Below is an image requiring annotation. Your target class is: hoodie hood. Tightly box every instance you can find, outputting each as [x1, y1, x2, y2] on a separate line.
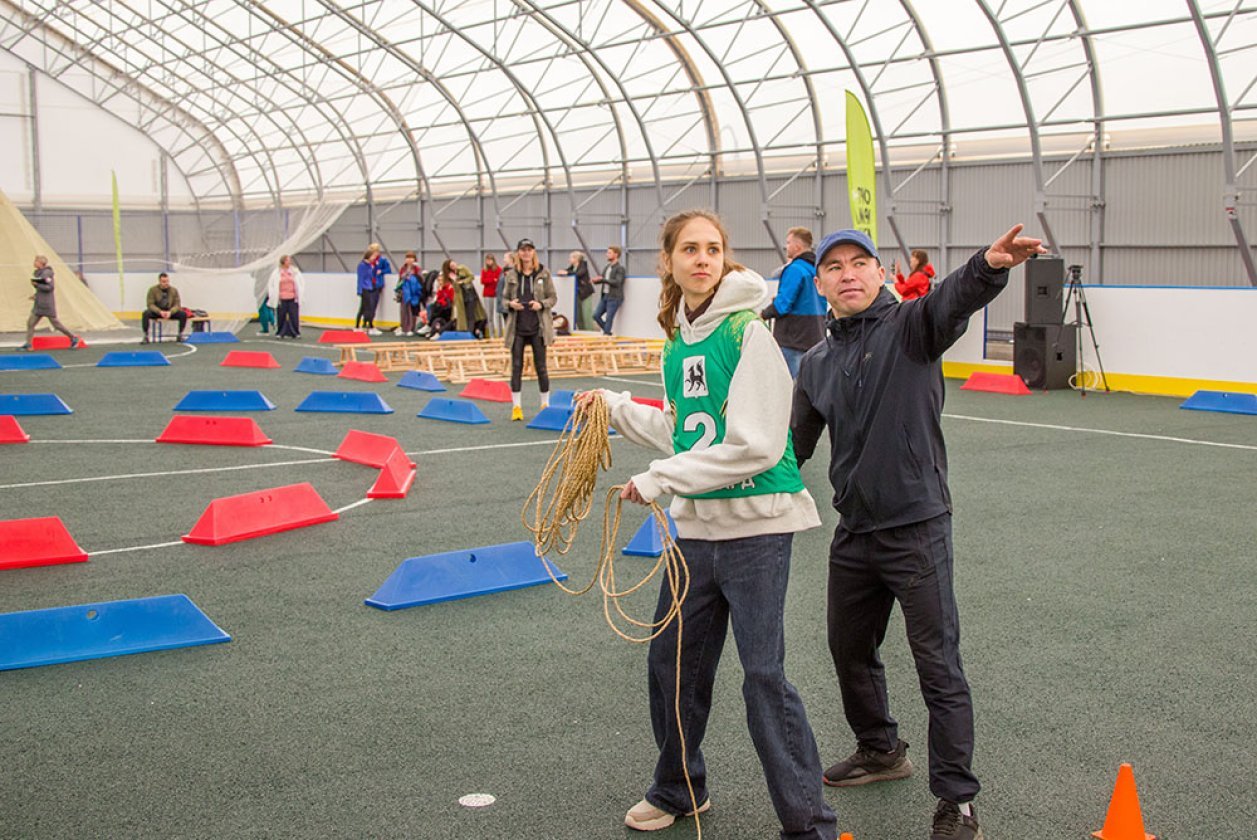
[677, 268, 769, 343]
[922, 263, 936, 279]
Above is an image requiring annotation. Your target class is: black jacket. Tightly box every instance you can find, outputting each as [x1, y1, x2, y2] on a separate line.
[791, 249, 1009, 533]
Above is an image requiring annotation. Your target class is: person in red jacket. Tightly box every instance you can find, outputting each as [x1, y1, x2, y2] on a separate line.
[893, 249, 935, 300]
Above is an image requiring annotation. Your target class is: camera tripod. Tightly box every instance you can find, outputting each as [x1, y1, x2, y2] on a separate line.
[1056, 265, 1109, 396]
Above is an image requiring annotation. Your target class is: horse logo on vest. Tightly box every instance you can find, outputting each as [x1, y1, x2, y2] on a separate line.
[682, 356, 708, 398]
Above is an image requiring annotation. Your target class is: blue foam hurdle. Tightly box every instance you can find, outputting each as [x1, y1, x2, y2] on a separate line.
[437, 330, 475, 341]
[295, 391, 394, 414]
[550, 389, 576, 409]
[0, 594, 231, 671]
[623, 511, 678, 557]
[174, 390, 276, 411]
[97, 351, 170, 367]
[397, 370, 446, 392]
[185, 331, 239, 344]
[365, 541, 567, 611]
[527, 405, 576, 431]
[418, 398, 490, 425]
[1179, 390, 1257, 416]
[0, 353, 61, 371]
[0, 393, 72, 415]
[294, 356, 338, 375]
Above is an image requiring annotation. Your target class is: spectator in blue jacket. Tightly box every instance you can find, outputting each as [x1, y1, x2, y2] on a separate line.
[372, 244, 393, 333]
[760, 226, 826, 378]
[355, 245, 382, 333]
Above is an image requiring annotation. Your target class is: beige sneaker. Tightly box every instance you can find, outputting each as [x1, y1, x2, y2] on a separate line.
[511, 406, 524, 421]
[624, 797, 710, 832]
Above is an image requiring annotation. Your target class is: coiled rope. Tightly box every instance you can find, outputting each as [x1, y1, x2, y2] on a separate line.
[521, 391, 703, 835]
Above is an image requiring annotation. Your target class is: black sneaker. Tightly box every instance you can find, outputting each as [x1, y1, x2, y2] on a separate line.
[823, 740, 912, 787]
[930, 800, 983, 840]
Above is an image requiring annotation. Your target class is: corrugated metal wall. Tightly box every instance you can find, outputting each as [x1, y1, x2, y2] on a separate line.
[25, 145, 1257, 325]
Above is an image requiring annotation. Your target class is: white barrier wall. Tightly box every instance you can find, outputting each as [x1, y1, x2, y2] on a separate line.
[87, 266, 1257, 393]
[85, 271, 255, 315]
[942, 285, 1257, 393]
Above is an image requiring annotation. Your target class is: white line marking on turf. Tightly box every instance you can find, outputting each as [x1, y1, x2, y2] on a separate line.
[409, 438, 616, 457]
[943, 413, 1257, 452]
[267, 443, 336, 455]
[602, 375, 662, 387]
[334, 498, 374, 514]
[90, 540, 185, 557]
[30, 439, 155, 444]
[0, 457, 335, 491]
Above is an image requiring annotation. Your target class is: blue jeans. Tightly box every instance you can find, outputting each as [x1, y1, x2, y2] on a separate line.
[646, 533, 837, 840]
[592, 296, 621, 335]
[827, 513, 979, 803]
[781, 346, 804, 379]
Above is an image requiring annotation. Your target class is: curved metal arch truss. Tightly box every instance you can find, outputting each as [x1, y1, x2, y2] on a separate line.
[1, 0, 1256, 283]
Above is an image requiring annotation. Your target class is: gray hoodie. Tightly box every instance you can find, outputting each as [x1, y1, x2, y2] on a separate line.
[605, 269, 821, 541]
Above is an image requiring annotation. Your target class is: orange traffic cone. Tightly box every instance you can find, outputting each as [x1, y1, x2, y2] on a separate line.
[1092, 763, 1155, 840]
[840, 834, 854, 840]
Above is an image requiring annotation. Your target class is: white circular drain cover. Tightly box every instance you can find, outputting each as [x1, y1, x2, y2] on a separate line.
[458, 793, 496, 808]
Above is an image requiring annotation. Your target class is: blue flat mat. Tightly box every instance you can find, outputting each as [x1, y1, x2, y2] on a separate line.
[623, 511, 678, 557]
[437, 331, 475, 341]
[185, 331, 240, 344]
[397, 370, 446, 391]
[174, 390, 276, 411]
[366, 541, 567, 611]
[0, 594, 231, 671]
[97, 351, 171, 367]
[0, 393, 73, 415]
[550, 389, 576, 409]
[294, 357, 338, 375]
[0, 354, 61, 371]
[418, 398, 490, 424]
[295, 391, 394, 414]
[1179, 390, 1257, 415]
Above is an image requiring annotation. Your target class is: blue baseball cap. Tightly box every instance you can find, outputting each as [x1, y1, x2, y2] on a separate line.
[816, 229, 880, 264]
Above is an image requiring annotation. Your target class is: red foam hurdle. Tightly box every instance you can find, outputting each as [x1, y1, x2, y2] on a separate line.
[30, 335, 85, 350]
[221, 350, 281, 369]
[0, 415, 30, 444]
[157, 415, 272, 447]
[319, 329, 370, 344]
[333, 430, 413, 468]
[459, 378, 512, 402]
[960, 371, 1032, 396]
[182, 482, 338, 546]
[631, 396, 665, 410]
[0, 516, 89, 571]
[368, 448, 417, 499]
[338, 361, 388, 383]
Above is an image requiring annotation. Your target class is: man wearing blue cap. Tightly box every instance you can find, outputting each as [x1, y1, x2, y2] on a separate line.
[791, 225, 1046, 840]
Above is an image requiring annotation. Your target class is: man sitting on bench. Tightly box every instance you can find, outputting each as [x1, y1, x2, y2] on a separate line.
[142, 273, 187, 343]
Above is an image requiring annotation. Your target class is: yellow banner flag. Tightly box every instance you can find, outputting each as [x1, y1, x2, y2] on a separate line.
[111, 170, 124, 305]
[844, 91, 877, 245]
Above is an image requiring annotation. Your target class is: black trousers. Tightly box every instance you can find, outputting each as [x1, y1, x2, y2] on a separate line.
[827, 512, 979, 802]
[510, 331, 549, 393]
[356, 289, 380, 328]
[276, 299, 300, 337]
[142, 309, 187, 336]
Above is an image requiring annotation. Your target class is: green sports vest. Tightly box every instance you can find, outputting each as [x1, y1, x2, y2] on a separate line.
[662, 309, 805, 499]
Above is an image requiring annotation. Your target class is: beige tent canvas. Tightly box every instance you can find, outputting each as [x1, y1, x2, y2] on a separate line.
[0, 188, 125, 333]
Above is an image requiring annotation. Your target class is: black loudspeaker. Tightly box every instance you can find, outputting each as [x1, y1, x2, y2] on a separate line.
[1014, 322, 1077, 390]
[1024, 256, 1065, 325]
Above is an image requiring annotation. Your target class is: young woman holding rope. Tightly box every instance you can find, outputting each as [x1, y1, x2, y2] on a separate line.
[582, 210, 838, 838]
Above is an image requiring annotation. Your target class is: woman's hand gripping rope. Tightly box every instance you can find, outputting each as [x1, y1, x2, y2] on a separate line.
[520, 390, 703, 836]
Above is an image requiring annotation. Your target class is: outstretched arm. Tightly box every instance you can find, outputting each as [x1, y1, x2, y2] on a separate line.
[984, 223, 1048, 270]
